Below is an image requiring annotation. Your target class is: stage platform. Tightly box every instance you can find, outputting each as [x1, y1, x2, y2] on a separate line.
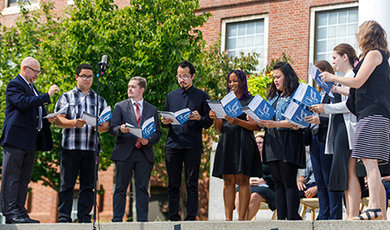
[0, 220, 390, 230]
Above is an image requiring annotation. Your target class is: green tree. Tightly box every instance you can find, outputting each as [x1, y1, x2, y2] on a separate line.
[0, 2, 260, 219]
[0, 0, 211, 191]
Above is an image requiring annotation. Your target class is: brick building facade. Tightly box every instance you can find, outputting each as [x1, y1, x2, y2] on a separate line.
[1, 0, 359, 223]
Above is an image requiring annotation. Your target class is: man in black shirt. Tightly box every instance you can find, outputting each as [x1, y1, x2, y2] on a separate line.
[161, 61, 212, 221]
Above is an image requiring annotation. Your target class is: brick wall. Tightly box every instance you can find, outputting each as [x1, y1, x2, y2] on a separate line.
[198, 0, 358, 80]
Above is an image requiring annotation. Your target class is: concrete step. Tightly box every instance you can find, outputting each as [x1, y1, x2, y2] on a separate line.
[0, 221, 389, 230]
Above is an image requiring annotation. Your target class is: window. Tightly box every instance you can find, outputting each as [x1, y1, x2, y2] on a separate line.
[6, 0, 36, 7]
[315, 8, 358, 62]
[308, 3, 358, 84]
[2, 0, 39, 15]
[7, 0, 18, 7]
[221, 15, 268, 71]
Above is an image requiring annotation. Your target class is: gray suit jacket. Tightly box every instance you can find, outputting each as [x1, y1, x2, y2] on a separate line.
[109, 99, 161, 162]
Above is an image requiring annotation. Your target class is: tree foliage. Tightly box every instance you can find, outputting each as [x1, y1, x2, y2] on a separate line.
[0, 0, 259, 193]
[247, 53, 293, 99]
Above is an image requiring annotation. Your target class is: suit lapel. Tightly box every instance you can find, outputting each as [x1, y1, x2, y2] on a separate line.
[126, 99, 139, 126]
[140, 101, 149, 125]
[17, 74, 35, 97]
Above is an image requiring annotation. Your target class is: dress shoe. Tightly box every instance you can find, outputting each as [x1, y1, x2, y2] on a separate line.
[21, 214, 40, 223]
[6, 216, 39, 224]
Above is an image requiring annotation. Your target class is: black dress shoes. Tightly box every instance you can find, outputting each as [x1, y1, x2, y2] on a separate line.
[6, 216, 40, 224]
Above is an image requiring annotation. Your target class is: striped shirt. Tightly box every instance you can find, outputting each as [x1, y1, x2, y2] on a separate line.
[55, 87, 108, 151]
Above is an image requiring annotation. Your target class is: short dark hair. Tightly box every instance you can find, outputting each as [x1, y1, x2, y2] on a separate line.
[76, 63, 93, 75]
[130, 76, 147, 89]
[178, 60, 195, 75]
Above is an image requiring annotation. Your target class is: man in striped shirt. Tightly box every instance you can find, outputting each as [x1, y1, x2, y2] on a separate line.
[54, 63, 109, 223]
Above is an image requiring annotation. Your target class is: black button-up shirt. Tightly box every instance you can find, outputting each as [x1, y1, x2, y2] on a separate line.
[163, 86, 213, 149]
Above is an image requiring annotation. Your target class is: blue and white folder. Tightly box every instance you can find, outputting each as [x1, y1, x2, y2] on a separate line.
[207, 91, 243, 119]
[81, 106, 112, 126]
[308, 63, 334, 98]
[125, 117, 156, 138]
[158, 108, 192, 125]
[292, 82, 321, 107]
[282, 101, 314, 128]
[98, 106, 112, 125]
[240, 94, 276, 122]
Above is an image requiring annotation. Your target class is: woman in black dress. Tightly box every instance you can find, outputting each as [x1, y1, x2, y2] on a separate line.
[211, 70, 262, 220]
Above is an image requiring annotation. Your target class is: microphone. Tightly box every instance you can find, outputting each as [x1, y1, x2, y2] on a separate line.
[98, 55, 109, 72]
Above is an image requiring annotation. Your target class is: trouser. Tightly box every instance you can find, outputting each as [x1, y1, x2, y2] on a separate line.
[112, 149, 153, 222]
[1, 145, 35, 220]
[268, 161, 302, 220]
[165, 147, 202, 221]
[310, 134, 343, 220]
[58, 149, 95, 223]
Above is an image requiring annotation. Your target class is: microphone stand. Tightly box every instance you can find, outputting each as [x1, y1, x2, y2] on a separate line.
[93, 60, 108, 230]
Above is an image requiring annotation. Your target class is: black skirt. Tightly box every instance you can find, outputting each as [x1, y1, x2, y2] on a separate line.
[262, 128, 306, 168]
[212, 123, 262, 179]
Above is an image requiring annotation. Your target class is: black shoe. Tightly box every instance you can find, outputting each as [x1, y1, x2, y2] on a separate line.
[21, 213, 41, 224]
[6, 216, 39, 224]
[58, 219, 72, 223]
[78, 219, 91, 223]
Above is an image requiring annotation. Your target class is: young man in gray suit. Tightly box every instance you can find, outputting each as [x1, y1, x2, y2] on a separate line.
[110, 77, 161, 222]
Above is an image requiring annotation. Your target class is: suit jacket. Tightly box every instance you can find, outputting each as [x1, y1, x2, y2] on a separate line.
[0, 74, 53, 151]
[109, 98, 161, 163]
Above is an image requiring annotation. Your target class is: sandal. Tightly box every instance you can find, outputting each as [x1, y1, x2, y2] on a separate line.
[352, 208, 383, 220]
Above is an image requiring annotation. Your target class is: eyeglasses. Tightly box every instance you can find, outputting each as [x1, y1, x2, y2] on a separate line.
[176, 74, 192, 80]
[79, 75, 94, 80]
[27, 66, 41, 75]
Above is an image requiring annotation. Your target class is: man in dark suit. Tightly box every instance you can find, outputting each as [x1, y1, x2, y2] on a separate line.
[110, 77, 161, 222]
[0, 57, 59, 224]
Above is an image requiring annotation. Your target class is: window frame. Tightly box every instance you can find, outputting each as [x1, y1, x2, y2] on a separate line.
[221, 14, 269, 72]
[2, 0, 39, 15]
[308, 2, 359, 84]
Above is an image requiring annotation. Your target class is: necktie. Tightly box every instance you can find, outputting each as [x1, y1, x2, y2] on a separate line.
[134, 102, 142, 149]
[29, 83, 43, 131]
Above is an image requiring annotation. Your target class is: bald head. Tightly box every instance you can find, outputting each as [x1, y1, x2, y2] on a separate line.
[20, 57, 41, 83]
[21, 57, 39, 70]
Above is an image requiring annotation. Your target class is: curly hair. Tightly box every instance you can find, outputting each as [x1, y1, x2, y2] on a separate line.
[226, 69, 250, 99]
[357, 20, 390, 58]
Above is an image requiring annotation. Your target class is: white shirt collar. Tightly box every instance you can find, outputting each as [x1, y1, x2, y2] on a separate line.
[19, 74, 31, 86]
[130, 98, 144, 107]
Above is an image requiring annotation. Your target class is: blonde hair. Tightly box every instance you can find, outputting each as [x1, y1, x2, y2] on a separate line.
[356, 21, 390, 58]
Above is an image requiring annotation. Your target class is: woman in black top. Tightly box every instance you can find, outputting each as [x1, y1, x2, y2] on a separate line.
[321, 21, 390, 220]
[210, 70, 262, 221]
[258, 62, 305, 220]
